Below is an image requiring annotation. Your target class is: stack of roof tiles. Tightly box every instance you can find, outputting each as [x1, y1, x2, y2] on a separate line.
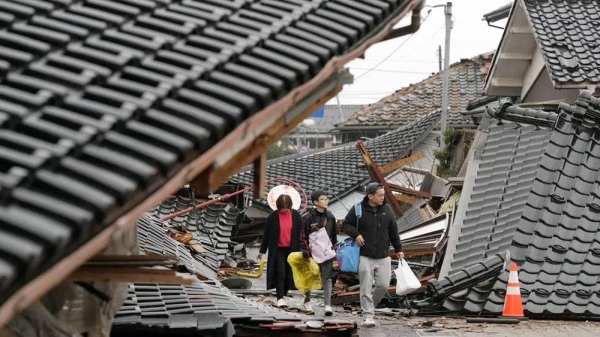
[340, 53, 493, 128]
[232, 110, 440, 210]
[431, 90, 600, 318]
[0, 0, 415, 308]
[155, 197, 240, 267]
[113, 282, 312, 336]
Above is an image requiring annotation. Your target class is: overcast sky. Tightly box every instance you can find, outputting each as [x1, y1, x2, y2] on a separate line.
[327, 0, 511, 106]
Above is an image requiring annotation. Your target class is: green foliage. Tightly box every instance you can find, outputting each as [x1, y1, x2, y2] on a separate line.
[267, 142, 294, 159]
[435, 128, 463, 178]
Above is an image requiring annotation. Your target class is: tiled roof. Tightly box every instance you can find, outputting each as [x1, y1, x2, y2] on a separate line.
[339, 53, 494, 128]
[431, 90, 600, 318]
[442, 120, 552, 275]
[0, 0, 419, 313]
[231, 110, 441, 211]
[523, 0, 600, 87]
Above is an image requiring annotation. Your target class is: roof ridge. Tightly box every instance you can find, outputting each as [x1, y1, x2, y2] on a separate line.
[485, 103, 558, 128]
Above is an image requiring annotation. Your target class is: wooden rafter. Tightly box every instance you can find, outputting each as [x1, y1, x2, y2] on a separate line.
[356, 141, 404, 216]
[388, 183, 432, 199]
[379, 152, 425, 174]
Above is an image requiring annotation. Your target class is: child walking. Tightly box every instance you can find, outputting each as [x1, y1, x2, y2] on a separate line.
[300, 190, 337, 316]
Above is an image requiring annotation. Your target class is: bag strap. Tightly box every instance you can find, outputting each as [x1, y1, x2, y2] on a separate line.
[354, 202, 361, 232]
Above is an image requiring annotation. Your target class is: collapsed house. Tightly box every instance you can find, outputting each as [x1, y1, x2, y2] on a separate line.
[422, 91, 600, 318]
[0, 0, 427, 334]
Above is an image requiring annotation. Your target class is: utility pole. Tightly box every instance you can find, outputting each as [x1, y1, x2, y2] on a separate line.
[335, 95, 344, 123]
[440, 2, 453, 150]
[438, 45, 442, 72]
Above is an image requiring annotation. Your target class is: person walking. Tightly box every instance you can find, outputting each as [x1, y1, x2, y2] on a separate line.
[300, 190, 337, 316]
[342, 183, 404, 327]
[257, 194, 303, 307]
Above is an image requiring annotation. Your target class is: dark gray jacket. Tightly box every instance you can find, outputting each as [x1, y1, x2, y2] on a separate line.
[341, 198, 402, 259]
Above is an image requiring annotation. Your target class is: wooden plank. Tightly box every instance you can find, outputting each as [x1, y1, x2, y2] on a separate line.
[253, 154, 267, 199]
[388, 183, 432, 198]
[379, 152, 425, 174]
[66, 267, 197, 284]
[394, 194, 418, 205]
[356, 141, 403, 216]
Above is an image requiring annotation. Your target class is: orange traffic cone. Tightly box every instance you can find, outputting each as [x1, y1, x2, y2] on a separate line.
[501, 262, 525, 318]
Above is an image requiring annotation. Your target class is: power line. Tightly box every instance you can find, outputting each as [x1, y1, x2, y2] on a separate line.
[352, 11, 435, 82]
[349, 67, 433, 75]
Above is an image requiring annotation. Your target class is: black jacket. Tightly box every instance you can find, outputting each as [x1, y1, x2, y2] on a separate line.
[341, 198, 402, 259]
[300, 208, 338, 258]
[259, 209, 303, 290]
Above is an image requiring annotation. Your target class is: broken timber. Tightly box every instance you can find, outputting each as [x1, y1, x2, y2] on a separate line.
[356, 141, 404, 216]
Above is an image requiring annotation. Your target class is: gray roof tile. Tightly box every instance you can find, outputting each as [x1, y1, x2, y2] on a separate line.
[524, 0, 600, 86]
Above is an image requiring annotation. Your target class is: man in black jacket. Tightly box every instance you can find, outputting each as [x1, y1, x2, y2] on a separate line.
[342, 183, 404, 327]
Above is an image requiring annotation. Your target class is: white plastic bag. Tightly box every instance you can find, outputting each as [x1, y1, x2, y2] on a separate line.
[395, 259, 421, 295]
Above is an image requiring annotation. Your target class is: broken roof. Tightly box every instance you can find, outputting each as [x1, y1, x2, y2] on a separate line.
[231, 110, 440, 211]
[0, 0, 425, 325]
[431, 90, 600, 318]
[339, 52, 494, 129]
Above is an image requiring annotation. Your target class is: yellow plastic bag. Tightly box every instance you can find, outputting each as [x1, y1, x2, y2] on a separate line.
[287, 252, 322, 294]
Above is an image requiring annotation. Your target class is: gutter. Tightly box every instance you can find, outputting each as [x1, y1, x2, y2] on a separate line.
[382, 0, 425, 42]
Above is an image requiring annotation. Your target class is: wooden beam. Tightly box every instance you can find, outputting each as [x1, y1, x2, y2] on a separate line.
[195, 85, 342, 194]
[253, 154, 267, 199]
[492, 77, 523, 88]
[387, 183, 432, 198]
[379, 152, 425, 174]
[400, 167, 428, 175]
[500, 52, 533, 61]
[394, 194, 418, 205]
[66, 267, 197, 284]
[356, 141, 403, 216]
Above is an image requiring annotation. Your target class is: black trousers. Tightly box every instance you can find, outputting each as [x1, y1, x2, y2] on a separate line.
[275, 247, 292, 300]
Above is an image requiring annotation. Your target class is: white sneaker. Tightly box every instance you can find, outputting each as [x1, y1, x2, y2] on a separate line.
[361, 317, 376, 327]
[324, 305, 333, 316]
[302, 302, 313, 312]
[277, 299, 287, 307]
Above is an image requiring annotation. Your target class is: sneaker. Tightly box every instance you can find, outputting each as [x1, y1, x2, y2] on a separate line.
[277, 299, 287, 307]
[302, 302, 313, 313]
[361, 317, 376, 327]
[324, 305, 333, 316]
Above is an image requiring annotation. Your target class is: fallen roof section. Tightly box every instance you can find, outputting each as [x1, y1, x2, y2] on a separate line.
[428, 90, 600, 318]
[0, 0, 425, 326]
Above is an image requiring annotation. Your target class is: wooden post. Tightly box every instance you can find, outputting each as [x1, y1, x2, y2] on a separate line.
[356, 141, 404, 216]
[253, 154, 267, 199]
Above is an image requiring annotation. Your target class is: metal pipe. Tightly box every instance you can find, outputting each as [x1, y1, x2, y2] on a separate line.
[160, 177, 309, 221]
